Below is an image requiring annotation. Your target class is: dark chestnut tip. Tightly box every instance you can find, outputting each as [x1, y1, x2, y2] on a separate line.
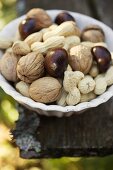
[19, 18, 39, 40]
[45, 48, 68, 78]
[91, 46, 111, 73]
[55, 12, 75, 25]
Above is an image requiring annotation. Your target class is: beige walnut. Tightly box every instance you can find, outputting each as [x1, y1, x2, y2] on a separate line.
[69, 44, 93, 74]
[0, 51, 19, 82]
[29, 77, 62, 103]
[27, 8, 52, 29]
[17, 52, 45, 83]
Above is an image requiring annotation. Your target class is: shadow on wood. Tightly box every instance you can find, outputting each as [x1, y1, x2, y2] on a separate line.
[12, 98, 113, 158]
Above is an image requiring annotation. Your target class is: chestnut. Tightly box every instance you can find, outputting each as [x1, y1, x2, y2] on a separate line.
[19, 18, 39, 40]
[55, 12, 75, 25]
[91, 46, 111, 73]
[19, 8, 52, 40]
[45, 48, 68, 78]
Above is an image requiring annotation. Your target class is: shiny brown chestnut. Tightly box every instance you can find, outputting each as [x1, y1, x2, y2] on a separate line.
[91, 46, 111, 73]
[19, 18, 40, 40]
[55, 12, 75, 25]
[45, 48, 68, 78]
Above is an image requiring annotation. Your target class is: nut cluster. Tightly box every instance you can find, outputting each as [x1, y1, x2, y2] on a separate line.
[0, 8, 113, 106]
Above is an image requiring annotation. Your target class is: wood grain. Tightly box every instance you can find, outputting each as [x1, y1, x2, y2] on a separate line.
[94, 0, 113, 28]
[17, 0, 91, 16]
[13, 98, 113, 158]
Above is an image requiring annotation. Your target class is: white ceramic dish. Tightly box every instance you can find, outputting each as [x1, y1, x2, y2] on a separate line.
[0, 10, 113, 117]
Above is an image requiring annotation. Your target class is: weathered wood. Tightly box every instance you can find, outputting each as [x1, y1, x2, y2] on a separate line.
[94, 0, 113, 28]
[13, 98, 113, 159]
[14, 0, 113, 158]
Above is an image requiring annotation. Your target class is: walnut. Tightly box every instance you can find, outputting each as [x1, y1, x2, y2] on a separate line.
[69, 44, 93, 74]
[17, 52, 45, 83]
[26, 8, 52, 30]
[29, 77, 62, 103]
[0, 51, 19, 82]
[81, 25, 105, 43]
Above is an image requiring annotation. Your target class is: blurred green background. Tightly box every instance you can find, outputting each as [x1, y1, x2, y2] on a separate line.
[1, 0, 113, 169]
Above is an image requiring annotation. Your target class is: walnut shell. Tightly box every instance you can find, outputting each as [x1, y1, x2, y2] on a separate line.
[27, 8, 52, 30]
[29, 77, 62, 103]
[69, 44, 93, 74]
[17, 52, 45, 83]
[81, 25, 105, 43]
[0, 51, 19, 82]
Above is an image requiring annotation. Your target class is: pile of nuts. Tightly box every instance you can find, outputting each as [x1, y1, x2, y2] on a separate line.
[0, 8, 113, 106]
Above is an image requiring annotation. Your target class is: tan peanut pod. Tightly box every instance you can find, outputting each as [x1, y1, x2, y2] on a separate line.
[16, 81, 30, 97]
[94, 42, 107, 48]
[66, 64, 72, 71]
[105, 66, 113, 86]
[111, 52, 113, 65]
[6, 47, 13, 53]
[95, 74, 105, 81]
[80, 92, 96, 102]
[0, 51, 19, 82]
[57, 89, 67, 106]
[81, 41, 94, 47]
[66, 87, 81, 106]
[40, 27, 50, 35]
[24, 32, 43, 46]
[49, 24, 58, 30]
[63, 35, 80, 51]
[89, 64, 99, 78]
[31, 36, 65, 54]
[43, 21, 81, 41]
[0, 36, 13, 49]
[94, 77, 107, 95]
[78, 75, 95, 94]
[63, 71, 84, 92]
[41, 24, 58, 35]
[12, 40, 31, 55]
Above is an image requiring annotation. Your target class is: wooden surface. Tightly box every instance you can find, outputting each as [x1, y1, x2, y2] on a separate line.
[14, 0, 113, 158]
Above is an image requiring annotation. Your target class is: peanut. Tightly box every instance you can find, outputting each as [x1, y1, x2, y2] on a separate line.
[31, 36, 65, 54]
[43, 21, 81, 41]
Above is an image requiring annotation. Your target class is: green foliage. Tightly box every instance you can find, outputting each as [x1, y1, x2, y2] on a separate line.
[0, 88, 18, 127]
[0, 0, 17, 30]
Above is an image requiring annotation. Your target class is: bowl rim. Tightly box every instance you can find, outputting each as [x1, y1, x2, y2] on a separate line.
[0, 9, 113, 113]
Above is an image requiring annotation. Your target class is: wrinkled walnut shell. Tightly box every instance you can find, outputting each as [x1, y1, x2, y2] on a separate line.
[29, 77, 62, 103]
[27, 8, 52, 29]
[17, 52, 45, 83]
[69, 45, 93, 74]
[0, 51, 19, 82]
[81, 25, 105, 43]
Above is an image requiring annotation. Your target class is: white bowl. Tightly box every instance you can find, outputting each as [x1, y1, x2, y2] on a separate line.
[0, 10, 113, 117]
